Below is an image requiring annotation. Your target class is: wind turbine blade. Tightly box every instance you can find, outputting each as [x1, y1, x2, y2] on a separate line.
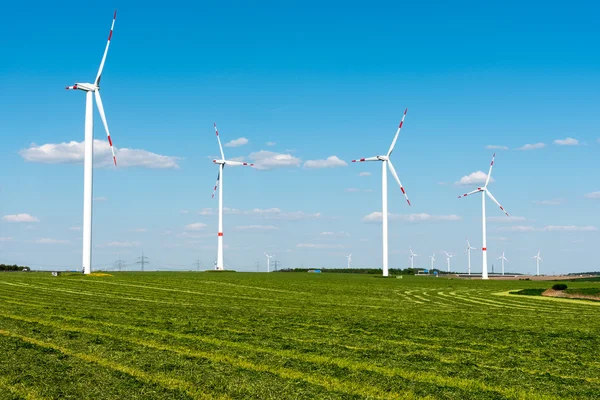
[505, 258, 510, 263]
[214, 123, 225, 160]
[225, 160, 254, 167]
[351, 156, 379, 162]
[458, 188, 483, 198]
[211, 170, 220, 199]
[387, 160, 411, 206]
[387, 108, 408, 156]
[486, 190, 509, 216]
[94, 91, 117, 166]
[484, 153, 495, 187]
[95, 10, 117, 86]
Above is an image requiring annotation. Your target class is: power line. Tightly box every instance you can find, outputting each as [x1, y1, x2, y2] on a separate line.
[136, 252, 149, 272]
[194, 257, 201, 272]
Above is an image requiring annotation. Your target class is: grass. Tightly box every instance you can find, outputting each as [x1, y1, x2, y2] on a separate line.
[1, 273, 600, 399]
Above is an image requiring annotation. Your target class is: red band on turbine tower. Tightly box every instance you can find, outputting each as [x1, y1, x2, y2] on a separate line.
[218, 232, 223, 237]
[482, 247, 487, 251]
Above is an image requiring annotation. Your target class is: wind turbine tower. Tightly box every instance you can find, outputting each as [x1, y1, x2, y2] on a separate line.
[429, 253, 435, 271]
[352, 109, 412, 277]
[444, 252, 455, 273]
[66, 11, 119, 275]
[265, 253, 274, 272]
[211, 123, 254, 270]
[409, 247, 419, 270]
[346, 254, 352, 269]
[458, 153, 511, 279]
[464, 238, 477, 275]
[497, 252, 509, 276]
[533, 250, 543, 276]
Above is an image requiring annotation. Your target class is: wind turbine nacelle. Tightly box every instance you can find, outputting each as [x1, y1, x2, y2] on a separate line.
[377, 155, 389, 161]
[213, 159, 226, 165]
[67, 83, 97, 92]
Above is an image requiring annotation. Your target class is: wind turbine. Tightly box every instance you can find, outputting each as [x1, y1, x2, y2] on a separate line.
[497, 252, 509, 275]
[352, 109, 411, 277]
[211, 123, 254, 270]
[429, 253, 435, 271]
[464, 238, 477, 275]
[444, 252, 455, 273]
[532, 250, 542, 276]
[265, 253, 274, 272]
[458, 153, 510, 280]
[409, 247, 419, 270]
[66, 11, 118, 275]
[346, 254, 352, 269]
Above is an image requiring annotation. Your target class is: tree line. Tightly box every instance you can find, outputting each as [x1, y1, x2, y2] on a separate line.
[0, 264, 30, 271]
[277, 268, 449, 275]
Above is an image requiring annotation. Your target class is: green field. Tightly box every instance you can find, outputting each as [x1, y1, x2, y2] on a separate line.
[1, 272, 599, 399]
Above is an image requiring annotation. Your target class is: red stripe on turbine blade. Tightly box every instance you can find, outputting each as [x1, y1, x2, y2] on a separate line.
[107, 136, 113, 146]
[250, 163, 254, 166]
[114, 10, 117, 18]
[360, 158, 365, 161]
[243, 163, 248, 165]
[113, 156, 117, 166]
[407, 199, 411, 206]
[399, 121, 403, 128]
[401, 187, 406, 194]
[108, 31, 112, 41]
[500, 206, 504, 210]
[218, 232, 223, 236]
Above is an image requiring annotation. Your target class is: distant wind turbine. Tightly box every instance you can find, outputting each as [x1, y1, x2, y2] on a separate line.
[65, 11, 118, 275]
[352, 109, 411, 277]
[497, 252, 509, 276]
[464, 238, 477, 275]
[458, 153, 511, 279]
[346, 254, 352, 268]
[211, 123, 254, 270]
[429, 253, 435, 271]
[444, 252, 455, 273]
[265, 253, 274, 272]
[532, 250, 542, 276]
[409, 247, 419, 269]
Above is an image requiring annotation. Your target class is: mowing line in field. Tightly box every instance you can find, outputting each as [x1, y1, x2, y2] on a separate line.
[493, 291, 600, 307]
[0, 312, 560, 399]
[0, 328, 228, 400]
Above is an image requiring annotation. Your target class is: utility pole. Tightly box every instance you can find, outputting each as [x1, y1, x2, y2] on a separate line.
[194, 257, 201, 272]
[255, 260, 260, 273]
[113, 255, 127, 272]
[136, 252, 149, 272]
[272, 259, 280, 272]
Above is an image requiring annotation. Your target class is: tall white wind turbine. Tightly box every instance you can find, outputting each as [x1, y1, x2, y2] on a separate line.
[497, 252, 509, 276]
[532, 250, 542, 276]
[409, 247, 419, 269]
[429, 253, 435, 271]
[346, 254, 352, 269]
[352, 109, 411, 277]
[464, 237, 477, 275]
[211, 123, 254, 270]
[66, 11, 118, 275]
[458, 153, 510, 280]
[444, 252, 455, 273]
[265, 253, 274, 272]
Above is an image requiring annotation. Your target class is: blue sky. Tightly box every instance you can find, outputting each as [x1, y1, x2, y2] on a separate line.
[1, 1, 598, 274]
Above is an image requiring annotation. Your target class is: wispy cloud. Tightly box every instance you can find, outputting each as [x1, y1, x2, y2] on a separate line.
[585, 192, 600, 199]
[266, 142, 276, 146]
[362, 212, 461, 223]
[0, 237, 13, 242]
[129, 228, 148, 233]
[488, 216, 526, 223]
[297, 243, 344, 249]
[516, 142, 546, 151]
[234, 225, 279, 231]
[246, 208, 321, 221]
[553, 137, 579, 146]
[224, 137, 249, 147]
[359, 172, 372, 177]
[319, 231, 350, 237]
[304, 156, 348, 169]
[184, 223, 208, 231]
[2, 214, 39, 223]
[542, 225, 597, 232]
[198, 208, 213, 216]
[455, 171, 493, 186]
[103, 241, 141, 248]
[35, 238, 70, 244]
[248, 151, 301, 170]
[94, 197, 108, 202]
[20, 140, 180, 169]
[485, 145, 508, 150]
[69, 226, 82, 231]
[497, 225, 536, 232]
[534, 199, 563, 205]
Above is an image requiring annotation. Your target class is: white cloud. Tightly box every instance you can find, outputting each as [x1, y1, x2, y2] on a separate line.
[304, 156, 348, 169]
[488, 216, 526, 223]
[319, 231, 349, 237]
[180, 210, 190, 215]
[497, 226, 536, 232]
[104, 241, 141, 248]
[534, 199, 563, 205]
[224, 137, 249, 147]
[266, 142, 276, 146]
[542, 225, 597, 232]
[2, 214, 40, 223]
[20, 140, 180, 169]
[224, 208, 242, 215]
[0, 237, 13, 242]
[35, 238, 70, 244]
[248, 151, 301, 170]
[235, 225, 279, 231]
[198, 208, 213, 216]
[485, 145, 509, 150]
[69, 226, 82, 231]
[359, 172, 372, 177]
[585, 192, 600, 199]
[94, 197, 108, 202]
[455, 171, 493, 186]
[246, 208, 321, 220]
[297, 243, 344, 249]
[516, 142, 546, 151]
[129, 228, 148, 233]
[362, 212, 461, 223]
[553, 137, 579, 146]
[184, 223, 208, 231]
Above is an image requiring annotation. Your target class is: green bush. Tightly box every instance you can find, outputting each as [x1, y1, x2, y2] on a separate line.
[552, 283, 568, 291]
